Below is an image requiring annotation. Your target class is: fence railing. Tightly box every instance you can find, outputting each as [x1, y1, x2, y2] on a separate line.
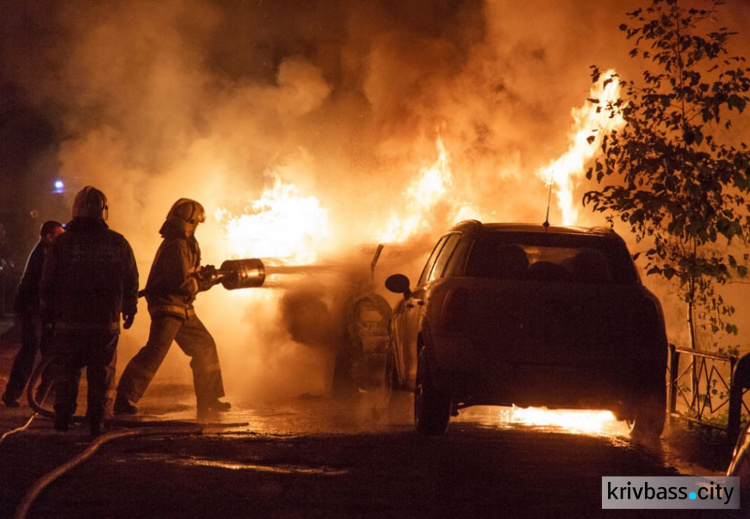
[668, 344, 749, 441]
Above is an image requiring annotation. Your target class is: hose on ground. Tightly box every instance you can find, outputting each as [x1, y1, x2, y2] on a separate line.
[0, 414, 38, 447]
[0, 359, 51, 448]
[9, 356, 249, 519]
[11, 425, 204, 519]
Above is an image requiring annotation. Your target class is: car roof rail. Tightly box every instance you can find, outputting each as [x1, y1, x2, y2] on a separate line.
[589, 225, 618, 235]
[451, 219, 482, 231]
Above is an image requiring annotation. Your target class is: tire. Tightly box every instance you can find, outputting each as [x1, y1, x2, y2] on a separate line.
[627, 385, 666, 440]
[414, 348, 451, 435]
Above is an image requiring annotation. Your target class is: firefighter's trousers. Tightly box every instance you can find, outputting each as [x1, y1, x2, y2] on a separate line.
[52, 331, 118, 429]
[116, 312, 225, 405]
[4, 311, 55, 402]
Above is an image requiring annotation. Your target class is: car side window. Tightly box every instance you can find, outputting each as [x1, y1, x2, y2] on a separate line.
[427, 233, 461, 282]
[443, 234, 473, 277]
[417, 235, 449, 286]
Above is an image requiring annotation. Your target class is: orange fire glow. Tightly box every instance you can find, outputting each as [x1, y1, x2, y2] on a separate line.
[210, 80, 633, 436]
[536, 69, 623, 225]
[510, 406, 620, 435]
[216, 173, 331, 264]
[461, 406, 623, 435]
[378, 136, 454, 243]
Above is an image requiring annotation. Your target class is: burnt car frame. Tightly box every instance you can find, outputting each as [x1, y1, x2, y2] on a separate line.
[384, 221, 668, 437]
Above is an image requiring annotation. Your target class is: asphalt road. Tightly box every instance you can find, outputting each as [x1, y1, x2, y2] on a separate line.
[0, 320, 743, 519]
[0, 388, 742, 519]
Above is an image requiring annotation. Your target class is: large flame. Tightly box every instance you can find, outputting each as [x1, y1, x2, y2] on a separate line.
[379, 136, 454, 243]
[216, 173, 331, 264]
[537, 69, 623, 225]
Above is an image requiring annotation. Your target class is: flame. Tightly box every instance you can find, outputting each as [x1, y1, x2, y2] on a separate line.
[379, 136, 453, 243]
[216, 173, 331, 264]
[460, 406, 623, 435]
[509, 406, 620, 435]
[537, 69, 623, 225]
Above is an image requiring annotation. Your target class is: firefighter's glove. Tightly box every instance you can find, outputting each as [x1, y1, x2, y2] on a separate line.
[123, 309, 136, 330]
[197, 265, 219, 292]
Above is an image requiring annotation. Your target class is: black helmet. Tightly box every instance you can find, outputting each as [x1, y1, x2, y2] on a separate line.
[72, 186, 108, 220]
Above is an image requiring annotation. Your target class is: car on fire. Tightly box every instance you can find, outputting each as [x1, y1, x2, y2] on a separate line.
[384, 220, 668, 437]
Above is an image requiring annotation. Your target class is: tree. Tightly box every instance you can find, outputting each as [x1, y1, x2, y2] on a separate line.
[584, 0, 750, 352]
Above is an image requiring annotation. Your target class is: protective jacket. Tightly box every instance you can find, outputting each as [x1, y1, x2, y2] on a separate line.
[14, 240, 50, 314]
[144, 229, 203, 319]
[40, 217, 139, 333]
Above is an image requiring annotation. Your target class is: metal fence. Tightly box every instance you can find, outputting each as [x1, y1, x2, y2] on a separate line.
[668, 344, 750, 441]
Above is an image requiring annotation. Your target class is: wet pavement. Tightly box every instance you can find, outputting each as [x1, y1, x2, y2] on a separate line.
[0, 317, 743, 519]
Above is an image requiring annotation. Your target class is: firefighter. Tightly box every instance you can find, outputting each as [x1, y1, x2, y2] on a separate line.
[114, 198, 230, 421]
[41, 186, 139, 436]
[1, 220, 64, 408]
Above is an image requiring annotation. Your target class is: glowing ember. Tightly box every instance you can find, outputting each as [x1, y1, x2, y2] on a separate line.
[379, 136, 453, 243]
[216, 173, 331, 264]
[537, 69, 623, 225]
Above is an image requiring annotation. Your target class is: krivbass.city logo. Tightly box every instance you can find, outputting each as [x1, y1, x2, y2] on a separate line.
[602, 476, 740, 509]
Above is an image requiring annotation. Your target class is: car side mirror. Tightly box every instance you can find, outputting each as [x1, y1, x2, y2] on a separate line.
[385, 274, 411, 299]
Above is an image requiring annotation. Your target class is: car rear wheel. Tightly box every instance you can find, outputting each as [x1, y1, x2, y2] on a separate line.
[626, 386, 666, 440]
[414, 348, 451, 435]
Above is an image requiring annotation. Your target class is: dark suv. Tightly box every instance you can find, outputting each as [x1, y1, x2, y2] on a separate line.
[384, 221, 668, 437]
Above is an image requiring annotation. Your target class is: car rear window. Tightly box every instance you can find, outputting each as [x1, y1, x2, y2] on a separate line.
[464, 231, 638, 285]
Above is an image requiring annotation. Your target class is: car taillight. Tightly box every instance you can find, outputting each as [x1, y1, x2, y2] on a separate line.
[440, 288, 470, 334]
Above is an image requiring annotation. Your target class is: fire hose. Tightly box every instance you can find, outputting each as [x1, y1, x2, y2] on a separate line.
[4, 354, 250, 519]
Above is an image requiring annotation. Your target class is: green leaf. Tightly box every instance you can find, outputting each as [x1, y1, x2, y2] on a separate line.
[589, 0, 750, 345]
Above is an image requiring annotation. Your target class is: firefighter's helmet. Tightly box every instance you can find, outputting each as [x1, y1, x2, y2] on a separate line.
[72, 186, 108, 220]
[165, 198, 206, 236]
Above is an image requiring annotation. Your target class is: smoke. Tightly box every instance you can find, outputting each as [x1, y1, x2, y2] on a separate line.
[2, 0, 750, 404]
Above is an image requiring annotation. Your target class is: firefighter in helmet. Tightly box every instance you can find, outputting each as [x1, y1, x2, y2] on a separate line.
[115, 198, 230, 421]
[2, 220, 64, 408]
[41, 186, 139, 436]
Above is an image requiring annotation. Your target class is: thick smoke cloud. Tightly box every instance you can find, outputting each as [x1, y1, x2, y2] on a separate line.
[2, 0, 749, 402]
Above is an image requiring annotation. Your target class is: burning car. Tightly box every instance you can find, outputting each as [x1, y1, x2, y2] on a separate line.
[274, 246, 395, 397]
[384, 220, 668, 437]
